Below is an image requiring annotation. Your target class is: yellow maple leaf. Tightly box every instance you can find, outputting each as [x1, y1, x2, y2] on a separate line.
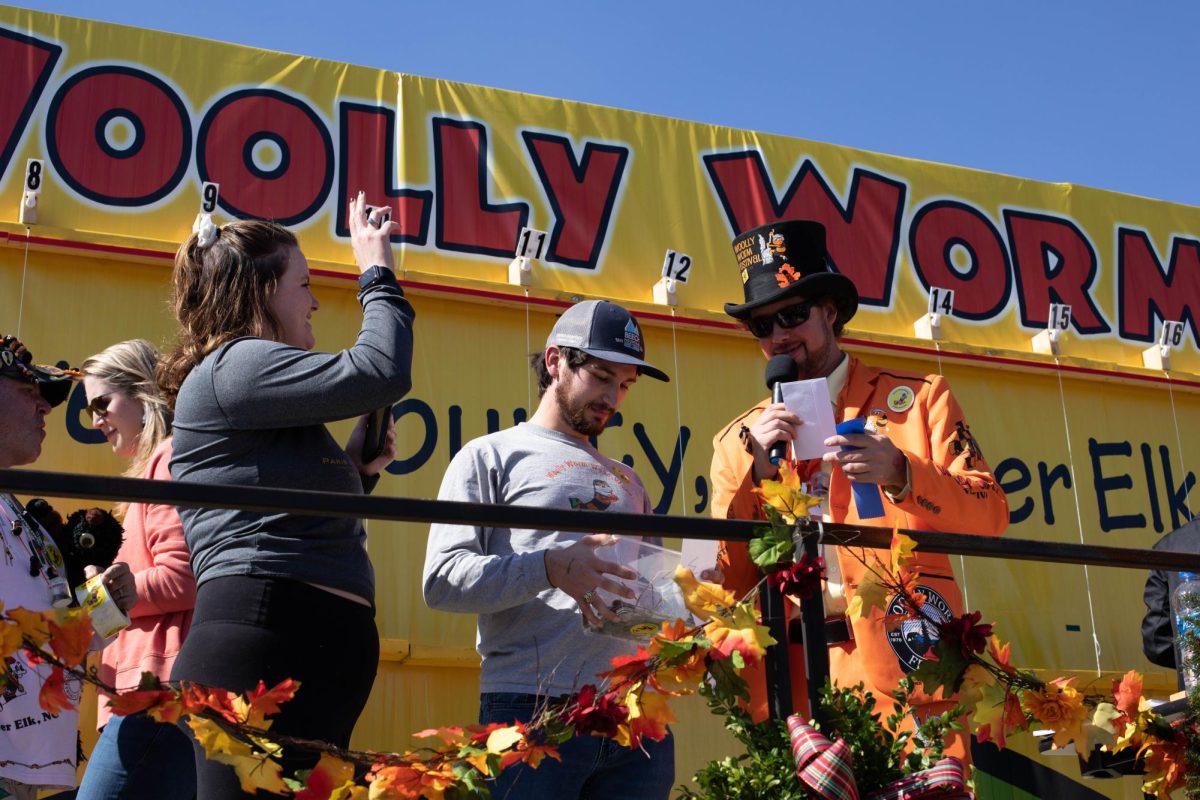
[7, 608, 51, 648]
[674, 566, 736, 622]
[187, 716, 287, 795]
[485, 725, 523, 755]
[756, 471, 819, 524]
[0, 619, 21, 660]
[889, 528, 918, 576]
[846, 570, 889, 623]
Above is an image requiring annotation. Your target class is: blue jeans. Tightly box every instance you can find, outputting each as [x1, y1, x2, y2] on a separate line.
[479, 692, 675, 800]
[76, 711, 196, 800]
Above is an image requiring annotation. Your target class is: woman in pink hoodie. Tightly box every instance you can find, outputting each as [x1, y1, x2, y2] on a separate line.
[76, 339, 196, 800]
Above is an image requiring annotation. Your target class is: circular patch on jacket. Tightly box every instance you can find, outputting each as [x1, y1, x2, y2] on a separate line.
[886, 386, 915, 413]
[885, 586, 953, 672]
[629, 622, 659, 636]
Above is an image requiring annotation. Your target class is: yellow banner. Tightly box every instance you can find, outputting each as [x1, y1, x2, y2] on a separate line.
[0, 8, 1194, 795]
[0, 5, 1197, 373]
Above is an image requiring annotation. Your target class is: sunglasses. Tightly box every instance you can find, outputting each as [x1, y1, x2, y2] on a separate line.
[744, 301, 813, 338]
[84, 393, 112, 418]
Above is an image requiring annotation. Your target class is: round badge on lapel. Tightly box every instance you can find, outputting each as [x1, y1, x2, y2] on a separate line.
[886, 386, 915, 413]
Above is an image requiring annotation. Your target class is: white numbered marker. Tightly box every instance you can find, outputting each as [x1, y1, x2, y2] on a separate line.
[928, 287, 954, 316]
[515, 227, 548, 260]
[1161, 320, 1185, 349]
[200, 182, 220, 214]
[24, 159, 44, 194]
[661, 249, 692, 284]
[1048, 303, 1072, 332]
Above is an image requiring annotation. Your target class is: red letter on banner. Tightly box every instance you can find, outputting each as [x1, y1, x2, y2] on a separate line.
[197, 89, 332, 224]
[433, 118, 529, 258]
[0, 27, 61, 185]
[521, 132, 630, 271]
[908, 201, 1010, 319]
[336, 103, 431, 243]
[702, 153, 906, 305]
[46, 66, 190, 206]
[1117, 228, 1200, 345]
[1004, 210, 1110, 333]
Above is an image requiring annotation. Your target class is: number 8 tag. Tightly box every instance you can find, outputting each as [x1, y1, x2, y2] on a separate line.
[25, 159, 44, 194]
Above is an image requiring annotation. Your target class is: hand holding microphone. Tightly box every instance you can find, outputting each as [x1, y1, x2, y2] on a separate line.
[748, 355, 800, 483]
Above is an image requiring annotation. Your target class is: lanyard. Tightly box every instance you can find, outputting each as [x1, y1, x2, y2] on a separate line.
[0, 494, 72, 608]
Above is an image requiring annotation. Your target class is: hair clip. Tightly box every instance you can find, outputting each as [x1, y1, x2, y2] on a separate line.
[192, 212, 220, 249]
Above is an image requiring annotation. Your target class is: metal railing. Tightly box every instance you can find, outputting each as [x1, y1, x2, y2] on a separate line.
[3, 467, 1194, 724]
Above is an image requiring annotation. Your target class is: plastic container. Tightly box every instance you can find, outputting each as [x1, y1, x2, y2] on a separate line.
[1171, 571, 1200, 692]
[584, 538, 690, 642]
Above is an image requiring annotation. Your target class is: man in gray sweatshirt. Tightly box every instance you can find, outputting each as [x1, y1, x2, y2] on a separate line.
[422, 300, 674, 799]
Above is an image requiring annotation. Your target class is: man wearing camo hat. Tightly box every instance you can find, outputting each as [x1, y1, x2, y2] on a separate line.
[0, 335, 135, 798]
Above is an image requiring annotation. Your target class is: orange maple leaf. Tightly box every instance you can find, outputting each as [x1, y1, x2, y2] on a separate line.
[107, 688, 176, 718]
[295, 753, 355, 800]
[179, 682, 241, 724]
[39, 666, 73, 715]
[48, 611, 93, 669]
[236, 678, 299, 728]
[598, 646, 654, 685]
[1113, 669, 1143, 719]
[987, 636, 1016, 676]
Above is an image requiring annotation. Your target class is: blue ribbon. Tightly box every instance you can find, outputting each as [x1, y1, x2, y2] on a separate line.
[835, 418, 885, 519]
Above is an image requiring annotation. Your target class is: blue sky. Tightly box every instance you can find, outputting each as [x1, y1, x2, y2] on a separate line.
[17, 1, 1200, 208]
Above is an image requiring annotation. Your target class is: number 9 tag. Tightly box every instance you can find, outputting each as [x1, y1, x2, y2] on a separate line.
[200, 182, 220, 214]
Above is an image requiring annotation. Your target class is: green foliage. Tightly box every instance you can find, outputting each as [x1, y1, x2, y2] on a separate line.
[677, 676, 964, 799]
[748, 514, 793, 569]
[910, 638, 968, 696]
[675, 670, 808, 800]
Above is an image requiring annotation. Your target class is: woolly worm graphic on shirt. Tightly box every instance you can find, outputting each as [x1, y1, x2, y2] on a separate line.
[569, 479, 619, 511]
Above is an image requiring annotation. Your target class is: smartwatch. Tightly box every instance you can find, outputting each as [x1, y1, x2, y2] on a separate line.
[358, 265, 398, 293]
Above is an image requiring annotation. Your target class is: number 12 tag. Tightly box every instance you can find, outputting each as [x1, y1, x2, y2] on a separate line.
[661, 250, 692, 283]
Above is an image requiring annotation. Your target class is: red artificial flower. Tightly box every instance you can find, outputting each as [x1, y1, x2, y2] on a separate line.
[562, 684, 628, 738]
[766, 555, 825, 601]
[938, 611, 993, 659]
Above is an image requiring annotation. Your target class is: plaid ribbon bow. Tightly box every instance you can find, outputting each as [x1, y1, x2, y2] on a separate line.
[787, 715, 974, 800]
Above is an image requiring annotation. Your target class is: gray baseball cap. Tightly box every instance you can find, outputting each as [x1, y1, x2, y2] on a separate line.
[546, 300, 669, 382]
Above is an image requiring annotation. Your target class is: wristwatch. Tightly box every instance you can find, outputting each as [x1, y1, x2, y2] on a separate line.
[358, 265, 398, 293]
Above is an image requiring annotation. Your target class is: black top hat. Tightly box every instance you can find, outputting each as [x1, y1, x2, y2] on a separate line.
[723, 220, 858, 327]
[0, 335, 76, 407]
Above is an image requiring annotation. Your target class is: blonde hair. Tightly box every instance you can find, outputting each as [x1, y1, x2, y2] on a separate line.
[157, 219, 297, 407]
[81, 339, 173, 481]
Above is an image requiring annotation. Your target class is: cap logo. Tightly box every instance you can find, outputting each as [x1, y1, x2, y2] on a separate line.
[622, 319, 643, 353]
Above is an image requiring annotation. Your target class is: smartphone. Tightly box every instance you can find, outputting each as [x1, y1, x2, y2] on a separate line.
[361, 404, 393, 462]
[365, 205, 391, 228]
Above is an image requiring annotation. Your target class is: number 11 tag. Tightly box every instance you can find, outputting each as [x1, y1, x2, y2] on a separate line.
[515, 227, 548, 260]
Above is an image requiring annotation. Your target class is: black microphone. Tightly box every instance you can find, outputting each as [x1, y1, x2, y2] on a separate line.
[765, 355, 798, 466]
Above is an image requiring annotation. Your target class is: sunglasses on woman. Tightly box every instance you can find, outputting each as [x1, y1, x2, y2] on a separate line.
[744, 301, 813, 338]
[84, 393, 112, 418]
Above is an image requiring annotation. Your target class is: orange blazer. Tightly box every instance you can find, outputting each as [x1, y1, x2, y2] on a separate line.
[711, 355, 1008, 721]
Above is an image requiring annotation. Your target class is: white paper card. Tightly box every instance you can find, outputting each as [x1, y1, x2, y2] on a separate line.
[780, 378, 838, 461]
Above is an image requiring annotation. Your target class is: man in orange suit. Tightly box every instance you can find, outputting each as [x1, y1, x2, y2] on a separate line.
[710, 220, 1009, 760]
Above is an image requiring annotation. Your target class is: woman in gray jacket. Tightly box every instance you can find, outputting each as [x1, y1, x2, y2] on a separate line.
[158, 193, 414, 799]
